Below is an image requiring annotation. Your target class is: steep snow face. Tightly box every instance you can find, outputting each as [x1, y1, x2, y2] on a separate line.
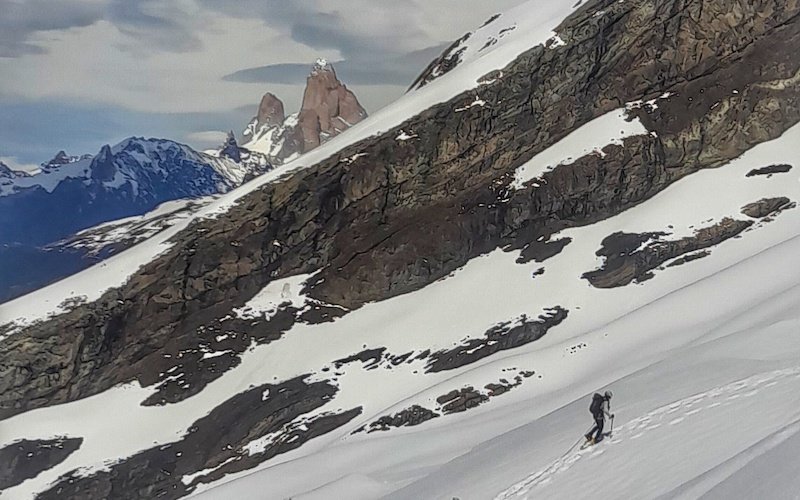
[410, 0, 580, 90]
[242, 112, 300, 160]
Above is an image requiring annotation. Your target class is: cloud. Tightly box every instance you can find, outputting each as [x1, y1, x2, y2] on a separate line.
[106, 0, 206, 53]
[224, 45, 447, 86]
[0, 99, 253, 164]
[199, 1, 437, 59]
[0, 0, 529, 162]
[0, 0, 106, 57]
[0, 0, 208, 58]
[0, 156, 40, 174]
[184, 130, 229, 149]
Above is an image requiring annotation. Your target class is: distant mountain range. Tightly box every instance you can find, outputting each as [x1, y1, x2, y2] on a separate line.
[0, 136, 269, 302]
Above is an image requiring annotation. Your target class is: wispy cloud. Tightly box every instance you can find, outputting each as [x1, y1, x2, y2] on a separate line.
[0, 155, 40, 173]
[0, 0, 106, 57]
[224, 45, 447, 86]
[184, 130, 229, 149]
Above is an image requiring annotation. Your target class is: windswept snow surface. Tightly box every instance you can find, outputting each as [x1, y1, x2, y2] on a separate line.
[191, 125, 800, 499]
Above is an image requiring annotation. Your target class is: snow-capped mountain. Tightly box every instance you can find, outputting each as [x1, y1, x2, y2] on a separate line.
[1, 0, 799, 499]
[0, 136, 270, 303]
[40, 150, 93, 174]
[242, 59, 367, 164]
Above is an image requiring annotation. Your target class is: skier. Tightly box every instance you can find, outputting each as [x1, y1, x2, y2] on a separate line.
[585, 390, 614, 445]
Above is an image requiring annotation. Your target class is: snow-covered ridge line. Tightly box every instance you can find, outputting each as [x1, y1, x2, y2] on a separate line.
[411, 0, 582, 90]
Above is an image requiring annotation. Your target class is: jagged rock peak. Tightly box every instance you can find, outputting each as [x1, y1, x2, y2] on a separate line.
[41, 150, 86, 171]
[256, 93, 285, 129]
[219, 131, 242, 163]
[312, 57, 331, 74]
[241, 59, 367, 164]
[90, 145, 116, 182]
[49, 151, 71, 165]
[299, 60, 367, 150]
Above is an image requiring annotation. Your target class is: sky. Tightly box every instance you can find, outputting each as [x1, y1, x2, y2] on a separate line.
[0, 0, 526, 170]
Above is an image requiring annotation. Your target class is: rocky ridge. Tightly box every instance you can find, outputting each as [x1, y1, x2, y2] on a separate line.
[241, 59, 367, 164]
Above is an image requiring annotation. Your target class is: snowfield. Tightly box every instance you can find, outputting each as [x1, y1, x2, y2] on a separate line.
[2, 111, 800, 498]
[188, 124, 800, 500]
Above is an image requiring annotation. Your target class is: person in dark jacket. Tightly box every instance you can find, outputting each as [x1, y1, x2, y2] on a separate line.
[585, 390, 614, 444]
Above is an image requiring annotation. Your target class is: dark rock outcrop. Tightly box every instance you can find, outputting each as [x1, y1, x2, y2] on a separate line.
[437, 387, 490, 414]
[583, 218, 755, 288]
[357, 370, 536, 434]
[517, 236, 572, 264]
[741, 197, 795, 218]
[746, 164, 793, 177]
[0, 438, 82, 490]
[37, 377, 360, 500]
[666, 250, 711, 268]
[334, 348, 387, 370]
[427, 308, 568, 373]
[409, 34, 471, 91]
[361, 405, 440, 433]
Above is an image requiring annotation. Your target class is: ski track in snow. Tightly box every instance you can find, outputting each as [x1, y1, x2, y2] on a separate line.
[494, 366, 800, 499]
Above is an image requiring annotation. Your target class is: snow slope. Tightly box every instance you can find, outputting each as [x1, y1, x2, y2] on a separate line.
[2, 113, 799, 499]
[184, 122, 800, 500]
[410, 0, 581, 89]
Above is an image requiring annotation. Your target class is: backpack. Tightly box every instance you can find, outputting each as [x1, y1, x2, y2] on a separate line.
[589, 393, 604, 415]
